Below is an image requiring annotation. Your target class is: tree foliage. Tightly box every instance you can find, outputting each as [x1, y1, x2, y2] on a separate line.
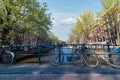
[0, 0, 52, 45]
[69, 10, 94, 43]
[48, 32, 62, 44]
[68, 0, 120, 44]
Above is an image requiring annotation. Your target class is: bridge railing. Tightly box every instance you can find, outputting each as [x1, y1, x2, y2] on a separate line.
[0, 43, 120, 64]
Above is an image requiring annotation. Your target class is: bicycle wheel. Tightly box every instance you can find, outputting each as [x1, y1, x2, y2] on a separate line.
[49, 53, 63, 66]
[50, 49, 64, 65]
[105, 52, 120, 68]
[1, 51, 14, 64]
[73, 51, 85, 66]
[84, 51, 99, 68]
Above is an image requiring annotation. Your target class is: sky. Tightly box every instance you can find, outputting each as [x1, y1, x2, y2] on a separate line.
[38, 0, 102, 41]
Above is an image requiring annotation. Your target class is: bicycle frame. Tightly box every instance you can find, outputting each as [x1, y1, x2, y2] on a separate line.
[95, 44, 120, 68]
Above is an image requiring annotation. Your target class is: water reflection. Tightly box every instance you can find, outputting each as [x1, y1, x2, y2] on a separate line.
[61, 47, 73, 63]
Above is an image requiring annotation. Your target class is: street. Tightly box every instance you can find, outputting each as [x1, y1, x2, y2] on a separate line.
[0, 47, 120, 80]
[0, 63, 120, 80]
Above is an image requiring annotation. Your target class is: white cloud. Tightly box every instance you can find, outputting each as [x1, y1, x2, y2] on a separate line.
[60, 17, 76, 26]
[61, 17, 75, 23]
[52, 12, 77, 27]
[50, 12, 78, 41]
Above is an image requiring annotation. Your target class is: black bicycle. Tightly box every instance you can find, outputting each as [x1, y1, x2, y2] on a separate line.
[49, 46, 84, 66]
[0, 46, 14, 64]
[49, 44, 99, 68]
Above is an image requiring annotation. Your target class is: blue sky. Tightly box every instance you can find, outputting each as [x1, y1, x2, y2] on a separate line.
[38, 0, 102, 41]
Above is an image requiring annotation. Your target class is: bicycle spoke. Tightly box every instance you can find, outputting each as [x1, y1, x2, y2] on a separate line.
[49, 52, 63, 66]
[74, 52, 85, 66]
[85, 52, 99, 68]
[1, 51, 14, 64]
[105, 52, 120, 68]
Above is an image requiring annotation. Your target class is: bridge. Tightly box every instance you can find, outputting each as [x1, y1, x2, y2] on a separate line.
[0, 43, 119, 67]
[0, 43, 120, 80]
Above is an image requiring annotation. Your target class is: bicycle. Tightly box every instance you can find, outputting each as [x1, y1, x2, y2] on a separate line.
[49, 44, 99, 68]
[49, 44, 85, 66]
[0, 45, 15, 64]
[98, 44, 120, 68]
[87, 43, 120, 68]
[79, 44, 99, 68]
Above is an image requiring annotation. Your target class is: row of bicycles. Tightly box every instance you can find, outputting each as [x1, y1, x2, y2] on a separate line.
[49, 44, 120, 68]
[0, 43, 120, 69]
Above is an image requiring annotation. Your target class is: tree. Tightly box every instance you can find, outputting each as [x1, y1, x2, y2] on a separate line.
[67, 33, 76, 44]
[0, 0, 52, 45]
[47, 32, 62, 44]
[68, 10, 95, 43]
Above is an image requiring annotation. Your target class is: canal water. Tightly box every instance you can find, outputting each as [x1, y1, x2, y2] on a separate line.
[61, 47, 73, 63]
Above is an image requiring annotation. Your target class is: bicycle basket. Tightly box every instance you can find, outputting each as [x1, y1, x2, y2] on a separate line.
[113, 47, 120, 53]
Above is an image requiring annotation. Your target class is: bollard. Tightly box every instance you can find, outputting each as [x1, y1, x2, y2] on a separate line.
[38, 45, 41, 64]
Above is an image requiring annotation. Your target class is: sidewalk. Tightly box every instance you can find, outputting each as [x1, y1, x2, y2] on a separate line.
[0, 74, 120, 80]
[0, 63, 120, 80]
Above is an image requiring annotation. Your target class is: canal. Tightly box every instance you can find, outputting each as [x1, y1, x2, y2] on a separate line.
[61, 46, 73, 63]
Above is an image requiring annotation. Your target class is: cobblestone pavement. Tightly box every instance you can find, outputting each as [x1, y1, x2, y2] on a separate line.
[0, 63, 120, 80]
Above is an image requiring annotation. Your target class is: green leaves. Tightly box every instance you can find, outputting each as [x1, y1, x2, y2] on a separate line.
[68, 0, 120, 44]
[69, 10, 94, 43]
[48, 32, 62, 44]
[0, 0, 52, 45]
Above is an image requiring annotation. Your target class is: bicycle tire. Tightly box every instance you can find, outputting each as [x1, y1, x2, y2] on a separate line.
[1, 51, 14, 64]
[105, 52, 120, 68]
[73, 51, 86, 66]
[49, 53, 63, 66]
[84, 52, 99, 68]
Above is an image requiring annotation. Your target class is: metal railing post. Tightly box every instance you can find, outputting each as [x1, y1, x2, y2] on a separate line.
[106, 42, 112, 62]
[58, 47, 61, 63]
[58, 45, 62, 63]
[106, 42, 110, 52]
[38, 44, 41, 64]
